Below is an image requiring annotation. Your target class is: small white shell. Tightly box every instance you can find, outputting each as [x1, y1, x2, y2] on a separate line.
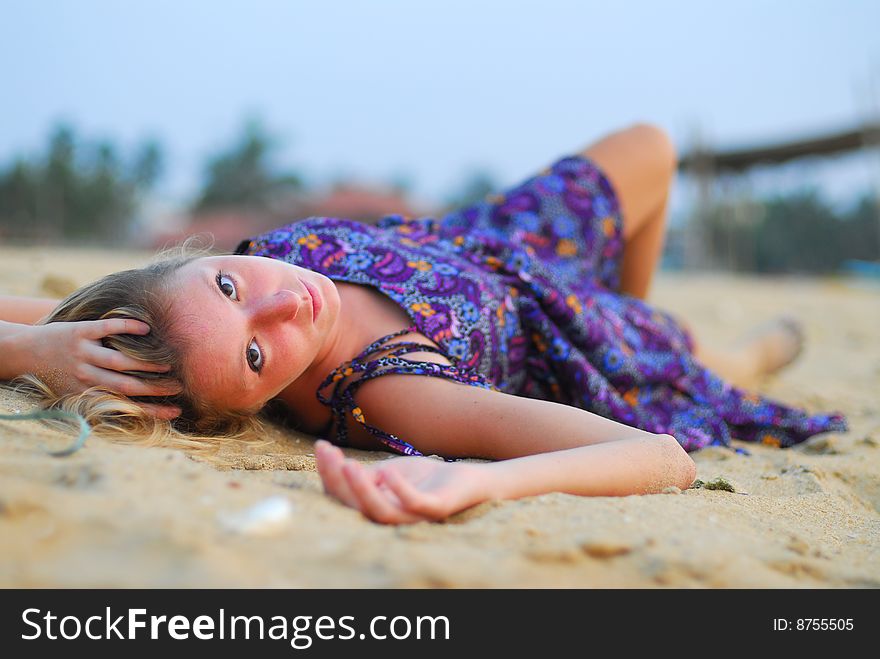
[218, 496, 294, 536]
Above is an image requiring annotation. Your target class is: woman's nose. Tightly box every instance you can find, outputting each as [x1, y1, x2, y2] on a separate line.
[251, 289, 304, 324]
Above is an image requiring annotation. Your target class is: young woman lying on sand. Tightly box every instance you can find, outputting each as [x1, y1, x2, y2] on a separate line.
[0, 123, 848, 525]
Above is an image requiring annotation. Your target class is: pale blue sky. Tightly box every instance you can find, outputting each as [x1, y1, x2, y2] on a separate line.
[2, 0, 879, 217]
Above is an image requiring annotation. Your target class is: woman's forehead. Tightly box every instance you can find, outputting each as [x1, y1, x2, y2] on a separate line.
[175, 255, 239, 284]
[189, 253, 289, 271]
[167, 272, 247, 406]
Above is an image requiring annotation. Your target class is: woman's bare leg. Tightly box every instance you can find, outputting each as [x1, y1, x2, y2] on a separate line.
[578, 123, 677, 301]
[692, 341, 762, 387]
[617, 187, 670, 300]
[683, 317, 805, 387]
[571, 124, 804, 386]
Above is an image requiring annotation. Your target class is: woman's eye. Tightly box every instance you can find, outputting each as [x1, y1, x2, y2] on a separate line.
[246, 339, 263, 373]
[216, 273, 238, 300]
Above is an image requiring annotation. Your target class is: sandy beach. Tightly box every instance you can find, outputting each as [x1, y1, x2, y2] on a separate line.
[1, 246, 878, 588]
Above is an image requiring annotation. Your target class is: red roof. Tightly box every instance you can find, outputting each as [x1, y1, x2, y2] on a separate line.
[303, 184, 420, 222]
[147, 185, 435, 251]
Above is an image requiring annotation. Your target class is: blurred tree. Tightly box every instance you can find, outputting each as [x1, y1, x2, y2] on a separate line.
[0, 123, 163, 243]
[443, 169, 497, 212]
[132, 139, 163, 188]
[43, 125, 77, 237]
[71, 141, 132, 241]
[700, 188, 878, 274]
[0, 160, 38, 233]
[755, 190, 841, 273]
[192, 118, 303, 212]
[838, 192, 880, 262]
[388, 171, 415, 197]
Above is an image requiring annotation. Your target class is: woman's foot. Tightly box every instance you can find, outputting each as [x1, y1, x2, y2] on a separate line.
[733, 315, 805, 376]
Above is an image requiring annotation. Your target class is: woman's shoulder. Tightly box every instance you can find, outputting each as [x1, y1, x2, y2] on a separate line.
[335, 363, 575, 460]
[329, 343, 453, 452]
[331, 353, 486, 454]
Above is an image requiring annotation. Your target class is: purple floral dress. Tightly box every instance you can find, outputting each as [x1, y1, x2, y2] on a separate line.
[235, 155, 849, 457]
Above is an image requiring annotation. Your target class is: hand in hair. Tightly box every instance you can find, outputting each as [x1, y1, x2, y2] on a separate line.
[2, 318, 182, 419]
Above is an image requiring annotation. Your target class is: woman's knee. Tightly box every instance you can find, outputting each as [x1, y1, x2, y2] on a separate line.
[582, 122, 677, 235]
[583, 121, 678, 190]
[625, 122, 678, 177]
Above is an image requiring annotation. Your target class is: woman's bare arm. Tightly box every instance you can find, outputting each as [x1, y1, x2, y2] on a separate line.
[481, 434, 695, 499]
[316, 374, 697, 523]
[346, 372, 663, 459]
[0, 295, 60, 324]
[316, 434, 696, 524]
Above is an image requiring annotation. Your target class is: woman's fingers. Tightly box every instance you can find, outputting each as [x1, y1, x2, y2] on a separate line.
[88, 318, 152, 338]
[314, 441, 360, 509]
[83, 318, 171, 373]
[342, 460, 425, 524]
[86, 343, 172, 374]
[378, 469, 446, 519]
[84, 319, 173, 372]
[77, 364, 182, 397]
[315, 441, 429, 524]
[132, 401, 182, 420]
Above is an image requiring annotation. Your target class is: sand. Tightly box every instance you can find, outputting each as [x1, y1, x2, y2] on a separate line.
[1, 246, 878, 588]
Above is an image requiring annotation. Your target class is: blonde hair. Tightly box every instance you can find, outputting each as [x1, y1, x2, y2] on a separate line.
[13, 242, 268, 455]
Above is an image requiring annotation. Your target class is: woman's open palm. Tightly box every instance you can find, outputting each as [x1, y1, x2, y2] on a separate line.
[315, 439, 488, 524]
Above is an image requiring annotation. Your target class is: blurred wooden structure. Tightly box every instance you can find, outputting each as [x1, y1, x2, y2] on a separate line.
[676, 121, 880, 269]
[679, 122, 880, 173]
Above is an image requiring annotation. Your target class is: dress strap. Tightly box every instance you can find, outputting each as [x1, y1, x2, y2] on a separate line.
[316, 323, 498, 457]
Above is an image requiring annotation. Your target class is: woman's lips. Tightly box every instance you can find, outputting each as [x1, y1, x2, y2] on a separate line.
[303, 280, 322, 321]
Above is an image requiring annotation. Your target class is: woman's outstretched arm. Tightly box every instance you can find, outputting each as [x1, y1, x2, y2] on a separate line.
[315, 372, 697, 524]
[481, 434, 695, 498]
[316, 435, 695, 524]
[340, 370, 671, 459]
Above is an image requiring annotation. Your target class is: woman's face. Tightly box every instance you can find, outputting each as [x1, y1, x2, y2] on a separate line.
[166, 255, 340, 414]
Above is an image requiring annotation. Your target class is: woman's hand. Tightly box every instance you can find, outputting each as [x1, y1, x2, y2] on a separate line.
[5, 319, 182, 419]
[315, 439, 491, 524]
